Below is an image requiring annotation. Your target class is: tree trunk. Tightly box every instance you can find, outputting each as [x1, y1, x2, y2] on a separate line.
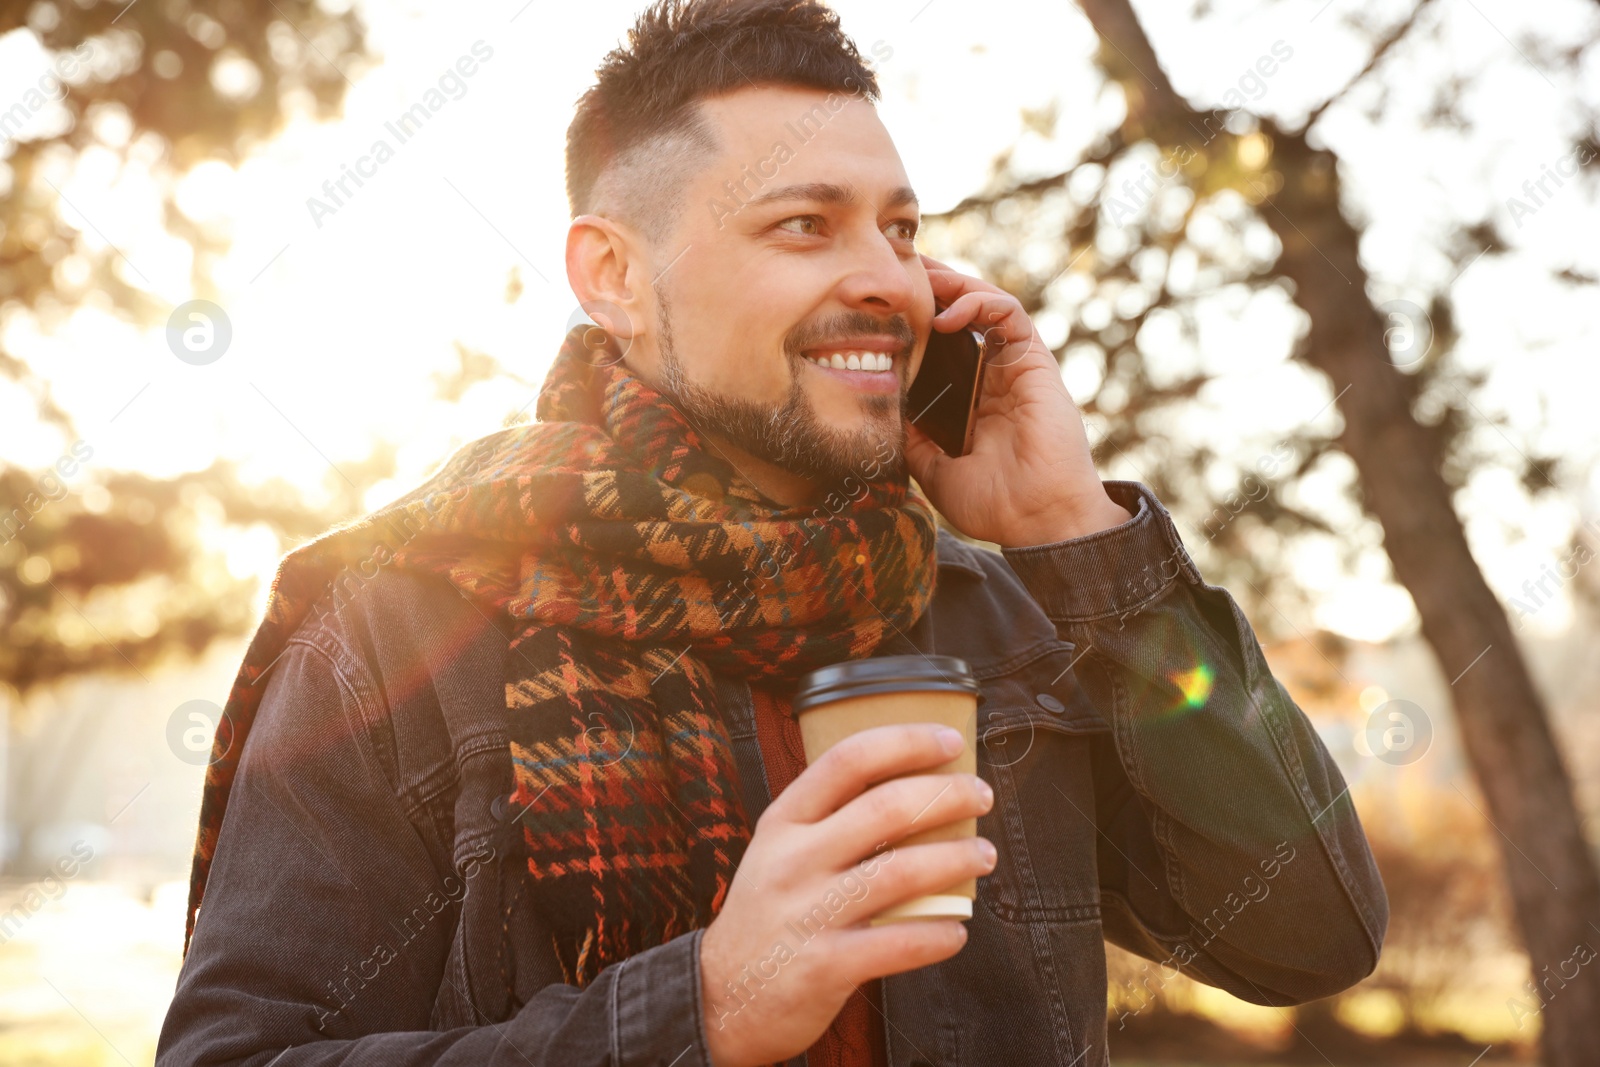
[1075, 0, 1600, 1060]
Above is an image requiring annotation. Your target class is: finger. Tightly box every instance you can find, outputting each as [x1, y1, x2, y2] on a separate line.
[919, 252, 962, 282]
[924, 272, 995, 312]
[923, 268, 1004, 310]
[812, 772, 990, 865]
[929, 290, 982, 330]
[829, 916, 970, 984]
[835, 837, 993, 922]
[919, 254, 1003, 295]
[934, 292, 1027, 344]
[770, 722, 965, 826]
[788, 837, 988, 939]
[981, 328, 1056, 374]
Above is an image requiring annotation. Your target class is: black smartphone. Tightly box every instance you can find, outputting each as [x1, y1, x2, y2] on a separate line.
[906, 318, 987, 458]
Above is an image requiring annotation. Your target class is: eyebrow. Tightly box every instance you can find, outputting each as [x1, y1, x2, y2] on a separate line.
[741, 182, 919, 212]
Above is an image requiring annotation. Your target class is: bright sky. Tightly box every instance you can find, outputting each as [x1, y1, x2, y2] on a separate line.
[1, 0, 1596, 644]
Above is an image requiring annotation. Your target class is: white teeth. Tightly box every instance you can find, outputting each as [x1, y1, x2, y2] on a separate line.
[806, 351, 893, 370]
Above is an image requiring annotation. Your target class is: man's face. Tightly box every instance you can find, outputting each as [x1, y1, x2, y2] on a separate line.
[628, 84, 934, 490]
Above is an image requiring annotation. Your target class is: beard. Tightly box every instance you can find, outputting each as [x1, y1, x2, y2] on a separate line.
[650, 292, 914, 489]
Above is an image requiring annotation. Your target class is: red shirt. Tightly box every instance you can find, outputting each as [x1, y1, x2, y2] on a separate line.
[748, 685, 888, 1067]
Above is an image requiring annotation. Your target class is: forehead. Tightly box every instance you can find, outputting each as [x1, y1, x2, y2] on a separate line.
[692, 83, 909, 189]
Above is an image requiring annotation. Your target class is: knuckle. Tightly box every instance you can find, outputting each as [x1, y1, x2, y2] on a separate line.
[869, 854, 916, 896]
[896, 777, 942, 824]
[751, 804, 778, 838]
[886, 924, 927, 957]
[914, 774, 965, 821]
[878, 840, 959, 895]
[821, 738, 869, 782]
[862, 785, 903, 828]
[889, 918, 961, 961]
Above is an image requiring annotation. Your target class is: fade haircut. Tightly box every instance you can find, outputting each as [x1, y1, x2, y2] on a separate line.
[565, 0, 881, 249]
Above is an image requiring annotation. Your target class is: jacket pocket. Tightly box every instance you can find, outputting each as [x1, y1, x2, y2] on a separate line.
[975, 644, 1110, 925]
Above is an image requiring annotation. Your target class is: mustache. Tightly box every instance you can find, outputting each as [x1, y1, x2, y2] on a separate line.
[785, 313, 917, 357]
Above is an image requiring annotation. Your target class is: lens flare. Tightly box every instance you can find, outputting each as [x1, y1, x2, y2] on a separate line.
[1170, 663, 1214, 710]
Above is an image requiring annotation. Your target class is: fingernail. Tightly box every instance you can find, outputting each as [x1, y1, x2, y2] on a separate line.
[977, 778, 993, 804]
[979, 838, 997, 865]
[938, 727, 963, 754]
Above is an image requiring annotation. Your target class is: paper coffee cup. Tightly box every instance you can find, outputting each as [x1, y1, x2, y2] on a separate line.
[792, 655, 981, 925]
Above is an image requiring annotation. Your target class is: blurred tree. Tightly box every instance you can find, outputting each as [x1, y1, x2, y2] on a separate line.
[922, 1, 1600, 1061]
[0, 0, 376, 703]
[0, 2, 385, 874]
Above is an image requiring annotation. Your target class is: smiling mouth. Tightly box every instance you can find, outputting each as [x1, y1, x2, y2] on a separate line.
[801, 349, 897, 373]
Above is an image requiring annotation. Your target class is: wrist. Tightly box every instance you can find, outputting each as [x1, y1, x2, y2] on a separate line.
[998, 493, 1132, 548]
[699, 924, 742, 1067]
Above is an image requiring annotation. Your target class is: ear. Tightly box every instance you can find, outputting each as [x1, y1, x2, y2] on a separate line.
[566, 214, 649, 341]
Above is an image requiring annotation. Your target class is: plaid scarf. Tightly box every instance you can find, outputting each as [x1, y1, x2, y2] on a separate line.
[182, 323, 939, 988]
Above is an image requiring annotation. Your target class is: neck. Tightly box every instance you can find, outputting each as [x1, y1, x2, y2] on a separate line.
[698, 430, 819, 508]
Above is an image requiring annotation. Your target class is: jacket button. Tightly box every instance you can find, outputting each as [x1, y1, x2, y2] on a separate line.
[1035, 692, 1066, 714]
[490, 795, 510, 823]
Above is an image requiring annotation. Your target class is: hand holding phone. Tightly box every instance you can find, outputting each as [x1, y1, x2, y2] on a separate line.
[903, 254, 1132, 546]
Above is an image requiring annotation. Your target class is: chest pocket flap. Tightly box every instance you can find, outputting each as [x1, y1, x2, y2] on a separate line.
[976, 642, 1107, 750]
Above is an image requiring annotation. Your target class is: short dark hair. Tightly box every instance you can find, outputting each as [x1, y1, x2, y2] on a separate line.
[565, 0, 881, 247]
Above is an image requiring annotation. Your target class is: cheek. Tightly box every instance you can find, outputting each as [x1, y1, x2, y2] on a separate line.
[666, 305, 792, 400]
[699, 348, 798, 401]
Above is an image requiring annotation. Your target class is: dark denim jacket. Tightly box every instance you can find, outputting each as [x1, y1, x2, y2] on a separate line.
[157, 481, 1386, 1067]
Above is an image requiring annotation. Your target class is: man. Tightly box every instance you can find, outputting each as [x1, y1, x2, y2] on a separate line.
[158, 1, 1387, 1065]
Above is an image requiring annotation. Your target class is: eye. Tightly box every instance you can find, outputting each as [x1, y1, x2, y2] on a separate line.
[776, 215, 823, 236]
[886, 218, 919, 241]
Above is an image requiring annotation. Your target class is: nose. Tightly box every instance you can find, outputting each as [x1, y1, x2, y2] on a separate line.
[835, 223, 916, 319]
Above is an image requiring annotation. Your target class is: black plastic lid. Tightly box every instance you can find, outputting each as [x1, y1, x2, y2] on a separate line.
[792, 654, 979, 715]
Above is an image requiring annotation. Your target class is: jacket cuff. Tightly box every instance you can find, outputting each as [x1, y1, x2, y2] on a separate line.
[613, 926, 712, 1066]
[1000, 481, 1203, 623]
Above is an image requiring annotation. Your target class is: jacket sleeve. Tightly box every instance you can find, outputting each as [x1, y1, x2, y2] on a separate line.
[999, 480, 1388, 1006]
[156, 635, 712, 1067]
